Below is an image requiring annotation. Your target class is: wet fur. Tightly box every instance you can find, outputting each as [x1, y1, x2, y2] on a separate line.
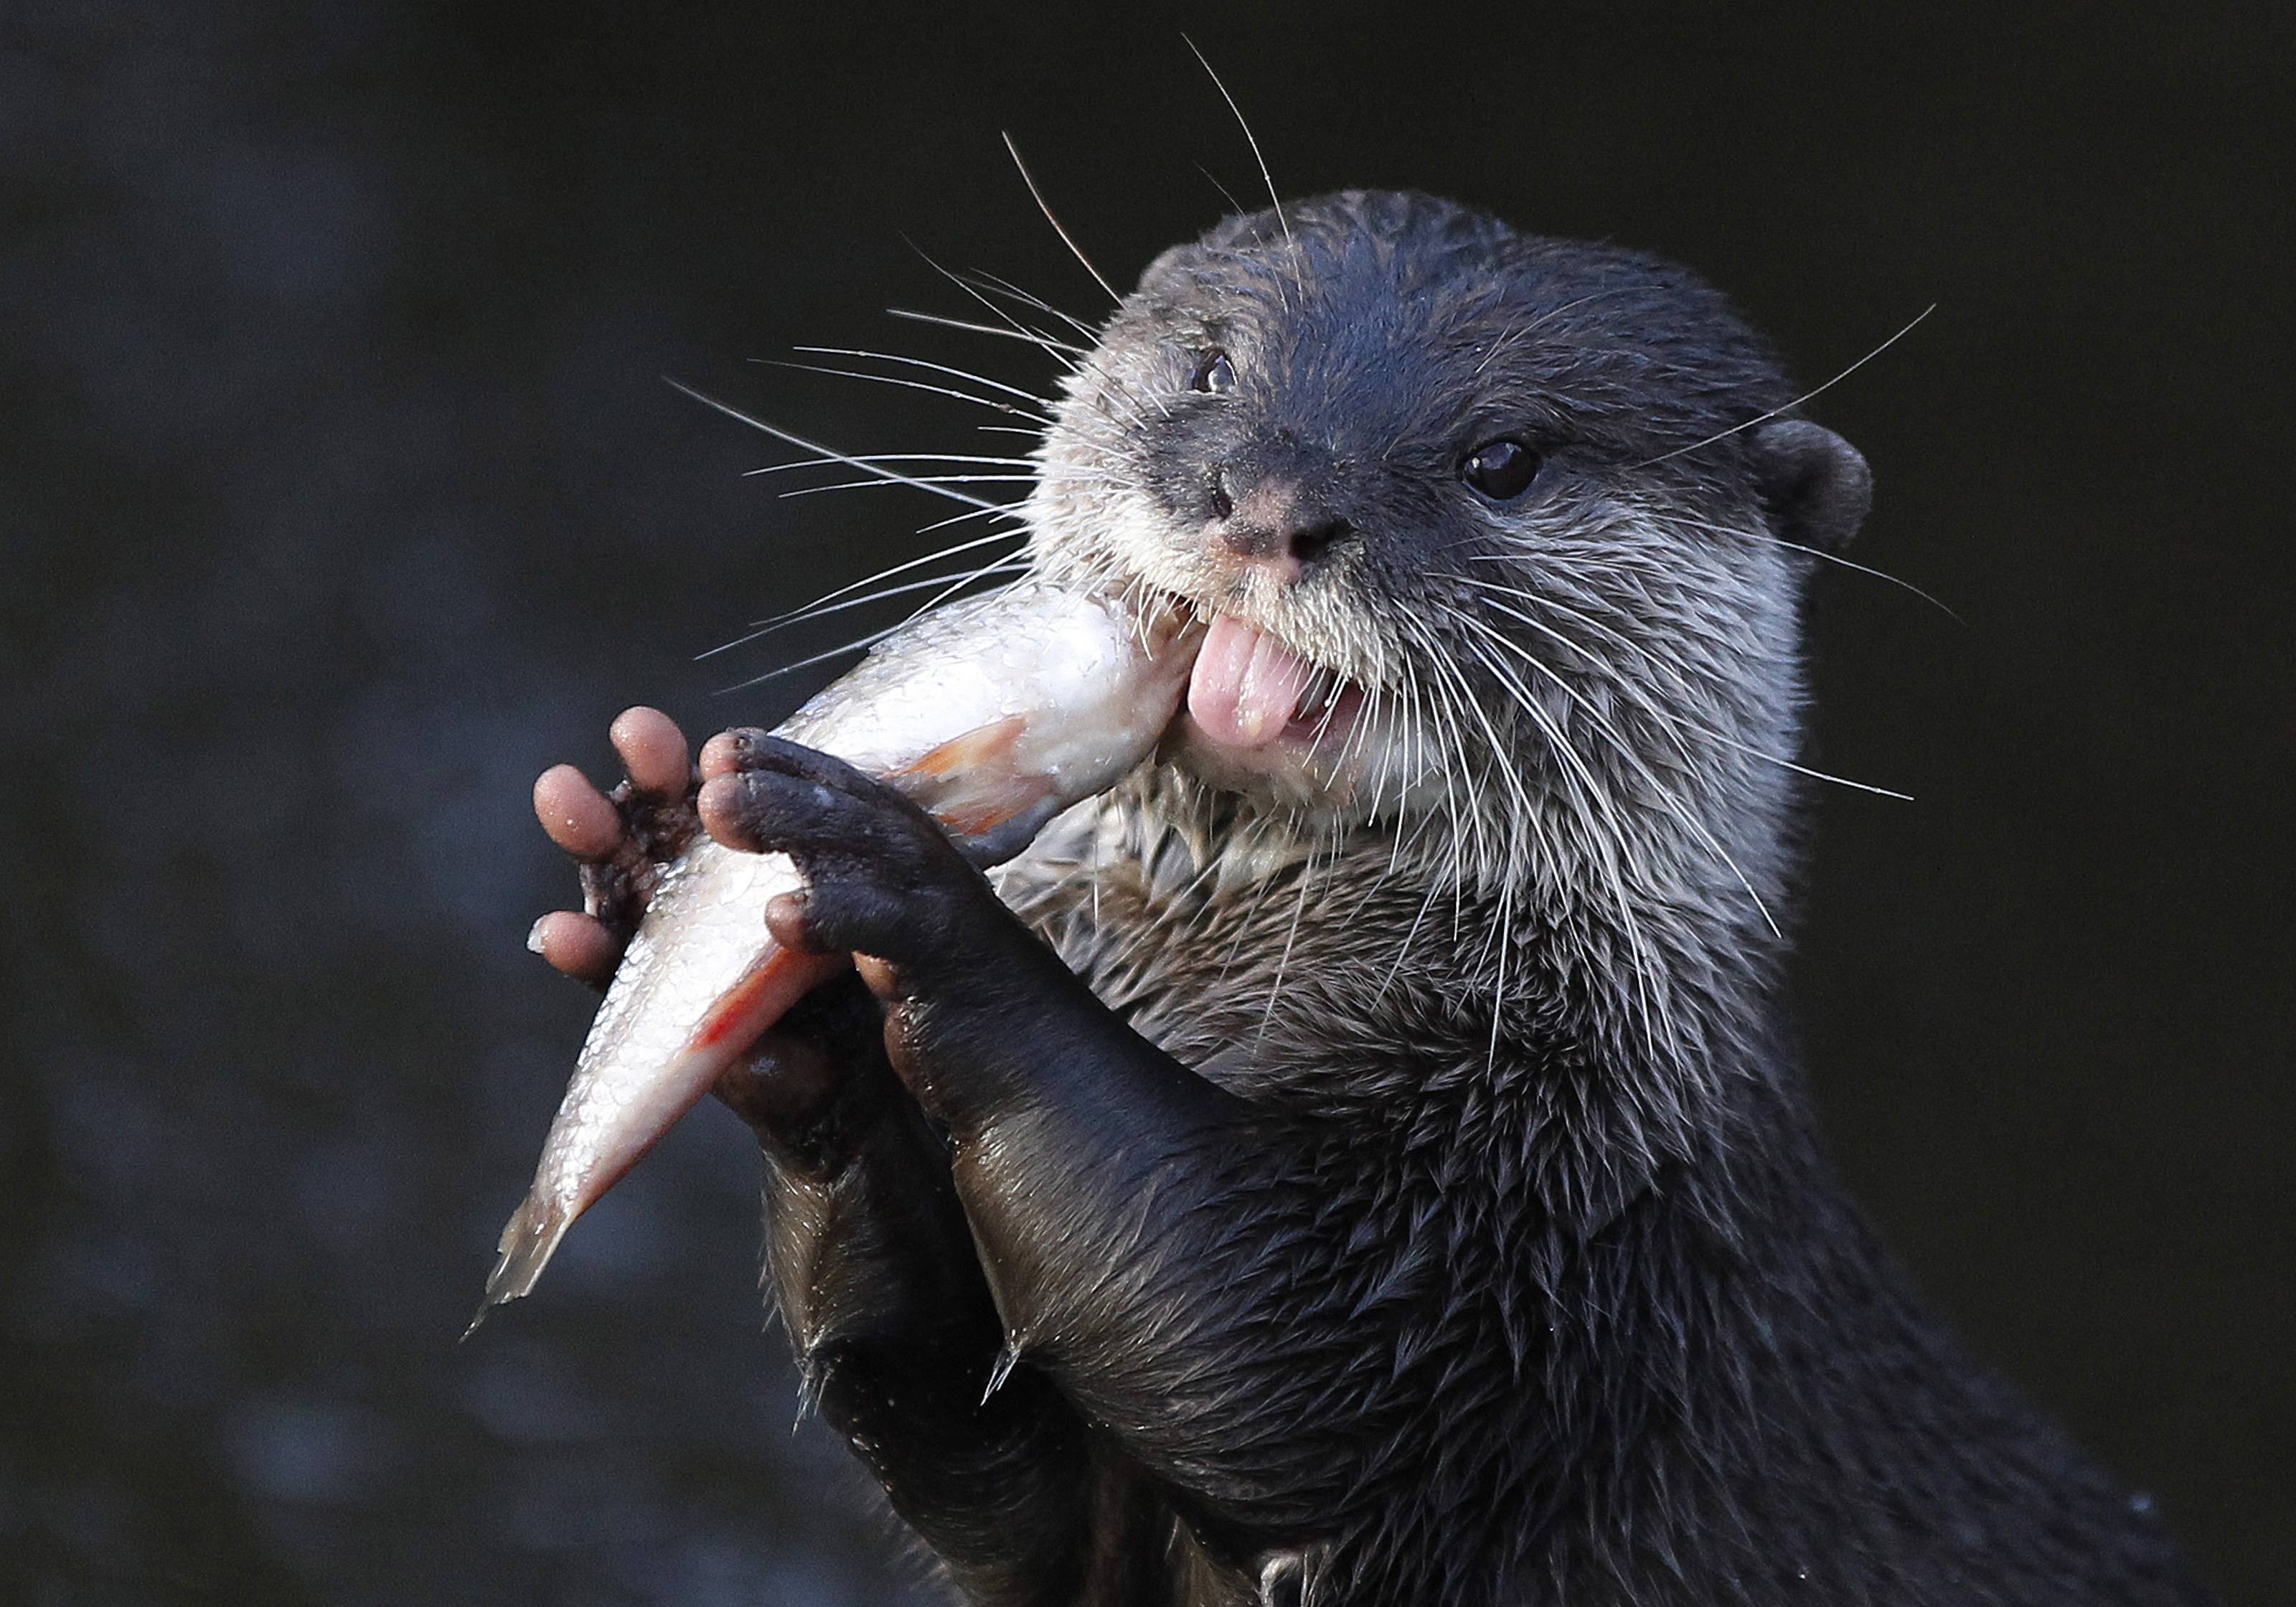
[730, 194, 2213, 1603]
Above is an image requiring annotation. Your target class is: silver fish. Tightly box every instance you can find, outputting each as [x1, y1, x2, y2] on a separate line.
[473, 583, 1196, 1329]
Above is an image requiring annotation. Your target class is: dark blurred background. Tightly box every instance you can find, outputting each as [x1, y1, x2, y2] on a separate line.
[3, 1, 2290, 1602]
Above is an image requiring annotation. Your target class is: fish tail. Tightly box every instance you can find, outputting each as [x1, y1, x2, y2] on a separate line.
[462, 1192, 575, 1340]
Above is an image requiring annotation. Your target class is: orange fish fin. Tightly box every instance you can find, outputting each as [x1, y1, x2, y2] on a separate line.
[929, 773, 1055, 838]
[691, 947, 847, 1053]
[891, 712, 1030, 780]
[888, 714, 1057, 838]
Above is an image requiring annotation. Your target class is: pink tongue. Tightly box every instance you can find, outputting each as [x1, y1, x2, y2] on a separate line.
[1188, 613, 1316, 749]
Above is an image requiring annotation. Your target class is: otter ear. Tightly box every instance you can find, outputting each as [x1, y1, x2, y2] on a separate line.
[1750, 419, 1871, 553]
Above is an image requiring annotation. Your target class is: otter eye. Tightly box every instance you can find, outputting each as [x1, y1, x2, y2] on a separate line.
[1462, 438, 1541, 501]
[1191, 349, 1236, 395]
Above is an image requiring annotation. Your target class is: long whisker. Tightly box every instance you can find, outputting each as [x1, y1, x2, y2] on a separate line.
[778, 474, 1037, 499]
[1194, 162, 1247, 218]
[1446, 631, 1676, 1056]
[957, 274, 1165, 425]
[1413, 618, 1516, 897]
[1182, 35, 1290, 252]
[739, 558, 1033, 644]
[1449, 605, 1783, 939]
[716, 620, 913, 692]
[667, 379, 1002, 510]
[742, 452, 1036, 479]
[750, 359, 1053, 425]
[1647, 514, 1960, 621]
[903, 239, 1097, 351]
[913, 498, 1044, 536]
[1761, 537, 1960, 621]
[1455, 576, 1710, 763]
[1717, 738, 1913, 801]
[1426, 609, 1675, 1049]
[1456, 575, 1916, 801]
[959, 270, 1106, 344]
[932, 267, 1163, 426]
[1000, 131, 1121, 304]
[885, 306, 1086, 357]
[1635, 303, 1935, 469]
[697, 526, 1030, 661]
[715, 560, 1026, 695]
[789, 347, 1054, 408]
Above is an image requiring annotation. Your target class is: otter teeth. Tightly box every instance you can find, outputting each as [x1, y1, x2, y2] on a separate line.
[1294, 665, 1342, 722]
[1188, 613, 1318, 750]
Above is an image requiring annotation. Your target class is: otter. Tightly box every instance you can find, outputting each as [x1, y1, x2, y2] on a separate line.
[528, 192, 2214, 1605]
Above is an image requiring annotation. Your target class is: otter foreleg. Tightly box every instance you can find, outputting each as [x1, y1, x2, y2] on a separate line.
[722, 975, 1113, 1607]
[702, 734, 1422, 1573]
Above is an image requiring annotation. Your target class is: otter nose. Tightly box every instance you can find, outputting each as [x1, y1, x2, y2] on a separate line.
[1208, 468, 1352, 580]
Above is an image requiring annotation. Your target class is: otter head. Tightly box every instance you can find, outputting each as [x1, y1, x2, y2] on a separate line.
[1028, 190, 1868, 924]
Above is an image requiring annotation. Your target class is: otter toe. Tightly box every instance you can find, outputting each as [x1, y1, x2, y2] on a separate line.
[610, 706, 691, 798]
[535, 765, 622, 859]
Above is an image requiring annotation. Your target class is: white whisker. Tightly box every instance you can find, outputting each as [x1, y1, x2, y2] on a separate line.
[885, 306, 1086, 357]
[716, 559, 1032, 650]
[742, 452, 1037, 479]
[1000, 131, 1121, 305]
[667, 379, 1002, 510]
[1183, 35, 1290, 253]
[751, 359, 1053, 425]
[789, 347, 1055, 409]
[697, 526, 1030, 661]
[1635, 304, 1935, 470]
[778, 474, 1037, 499]
[960, 268, 1106, 344]
[1448, 605, 1783, 941]
[1655, 513, 1960, 621]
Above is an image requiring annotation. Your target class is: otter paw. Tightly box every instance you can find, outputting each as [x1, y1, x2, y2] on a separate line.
[695, 731, 997, 973]
[530, 707, 699, 985]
